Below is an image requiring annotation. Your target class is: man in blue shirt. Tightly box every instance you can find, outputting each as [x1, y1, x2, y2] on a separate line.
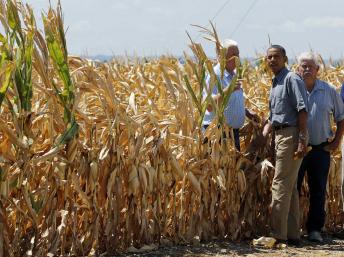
[202, 39, 257, 150]
[296, 52, 344, 243]
[261, 45, 308, 246]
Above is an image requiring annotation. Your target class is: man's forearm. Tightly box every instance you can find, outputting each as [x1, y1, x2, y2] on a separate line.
[334, 119, 344, 143]
[262, 120, 272, 137]
[298, 109, 308, 136]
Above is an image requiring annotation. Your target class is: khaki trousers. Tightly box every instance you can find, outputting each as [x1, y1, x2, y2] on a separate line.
[271, 126, 302, 240]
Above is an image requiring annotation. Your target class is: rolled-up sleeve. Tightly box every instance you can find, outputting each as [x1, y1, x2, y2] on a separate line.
[331, 86, 344, 122]
[288, 75, 308, 112]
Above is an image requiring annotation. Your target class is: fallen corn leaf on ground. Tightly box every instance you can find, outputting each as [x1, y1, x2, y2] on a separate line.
[120, 236, 344, 257]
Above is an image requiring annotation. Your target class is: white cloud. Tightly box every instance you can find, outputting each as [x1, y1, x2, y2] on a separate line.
[247, 16, 344, 33]
[281, 20, 300, 32]
[146, 6, 172, 16]
[303, 17, 344, 28]
[111, 2, 130, 11]
[245, 24, 264, 30]
[246, 20, 301, 32]
[69, 20, 91, 33]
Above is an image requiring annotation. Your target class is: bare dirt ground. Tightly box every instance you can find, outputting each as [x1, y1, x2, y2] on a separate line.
[120, 233, 344, 257]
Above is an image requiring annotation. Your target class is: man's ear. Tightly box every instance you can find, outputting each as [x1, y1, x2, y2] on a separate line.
[284, 55, 288, 64]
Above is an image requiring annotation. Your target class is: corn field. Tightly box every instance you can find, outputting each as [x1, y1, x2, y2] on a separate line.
[0, 1, 343, 256]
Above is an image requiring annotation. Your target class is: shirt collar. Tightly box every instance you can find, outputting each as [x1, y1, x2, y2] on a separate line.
[312, 79, 325, 92]
[225, 69, 235, 78]
[272, 67, 289, 85]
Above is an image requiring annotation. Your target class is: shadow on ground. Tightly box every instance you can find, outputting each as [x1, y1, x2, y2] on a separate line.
[117, 234, 344, 257]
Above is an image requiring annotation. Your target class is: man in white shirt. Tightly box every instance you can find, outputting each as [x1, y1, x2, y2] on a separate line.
[202, 39, 257, 150]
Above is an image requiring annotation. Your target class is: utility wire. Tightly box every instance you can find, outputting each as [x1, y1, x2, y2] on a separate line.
[210, 0, 233, 22]
[230, 0, 259, 37]
[194, 0, 233, 40]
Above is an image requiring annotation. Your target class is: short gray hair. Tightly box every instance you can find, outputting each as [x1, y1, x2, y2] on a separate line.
[297, 52, 320, 67]
[220, 39, 238, 50]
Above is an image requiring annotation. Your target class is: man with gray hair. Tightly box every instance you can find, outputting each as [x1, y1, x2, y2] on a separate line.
[296, 51, 344, 243]
[202, 39, 257, 150]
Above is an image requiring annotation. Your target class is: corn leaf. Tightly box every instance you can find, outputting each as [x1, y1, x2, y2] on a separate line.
[0, 61, 15, 108]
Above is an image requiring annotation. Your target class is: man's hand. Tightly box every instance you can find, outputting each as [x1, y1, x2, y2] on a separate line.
[294, 139, 308, 159]
[223, 81, 241, 94]
[208, 82, 242, 112]
[324, 139, 340, 152]
[234, 81, 242, 91]
[246, 109, 260, 123]
[254, 121, 271, 148]
[253, 133, 268, 149]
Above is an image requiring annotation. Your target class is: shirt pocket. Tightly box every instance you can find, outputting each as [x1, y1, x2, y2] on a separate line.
[272, 96, 287, 114]
[313, 96, 332, 119]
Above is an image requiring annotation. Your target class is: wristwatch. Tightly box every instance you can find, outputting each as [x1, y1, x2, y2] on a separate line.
[299, 132, 307, 141]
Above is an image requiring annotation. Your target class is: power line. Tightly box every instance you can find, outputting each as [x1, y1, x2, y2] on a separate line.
[194, 0, 233, 40]
[210, 0, 233, 22]
[230, 0, 259, 37]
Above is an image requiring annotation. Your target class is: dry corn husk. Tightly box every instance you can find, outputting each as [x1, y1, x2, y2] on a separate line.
[252, 236, 276, 248]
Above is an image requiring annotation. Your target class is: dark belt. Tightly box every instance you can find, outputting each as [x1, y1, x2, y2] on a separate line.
[310, 141, 329, 151]
[273, 124, 291, 131]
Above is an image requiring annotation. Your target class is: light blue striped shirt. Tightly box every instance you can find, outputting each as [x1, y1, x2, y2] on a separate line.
[307, 79, 344, 145]
[202, 64, 245, 129]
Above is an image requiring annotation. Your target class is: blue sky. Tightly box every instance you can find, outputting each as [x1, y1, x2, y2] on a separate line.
[23, 0, 344, 59]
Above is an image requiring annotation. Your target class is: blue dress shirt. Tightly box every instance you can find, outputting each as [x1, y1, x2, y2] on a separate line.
[202, 63, 245, 129]
[306, 80, 344, 145]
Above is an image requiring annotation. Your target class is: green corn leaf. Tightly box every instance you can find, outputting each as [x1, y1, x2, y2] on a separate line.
[7, 0, 24, 44]
[46, 39, 73, 92]
[236, 58, 243, 80]
[29, 193, 43, 213]
[219, 57, 241, 118]
[0, 61, 15, 108]
[14, 61, 24, 110]
[198, 64, 206, 100]
[215, 76, 223, 96]
[41, 5, 78, 146]
[43, 15, 74, 107]
[45, 38, 74, 122]
[0, 33, 6, 44]
[199, 93, 212, 125]
[57, 119, 78, 145]
[7, 0, 21, 31]
[183, 74, 202, 114]
[221, 75, 238, 114]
